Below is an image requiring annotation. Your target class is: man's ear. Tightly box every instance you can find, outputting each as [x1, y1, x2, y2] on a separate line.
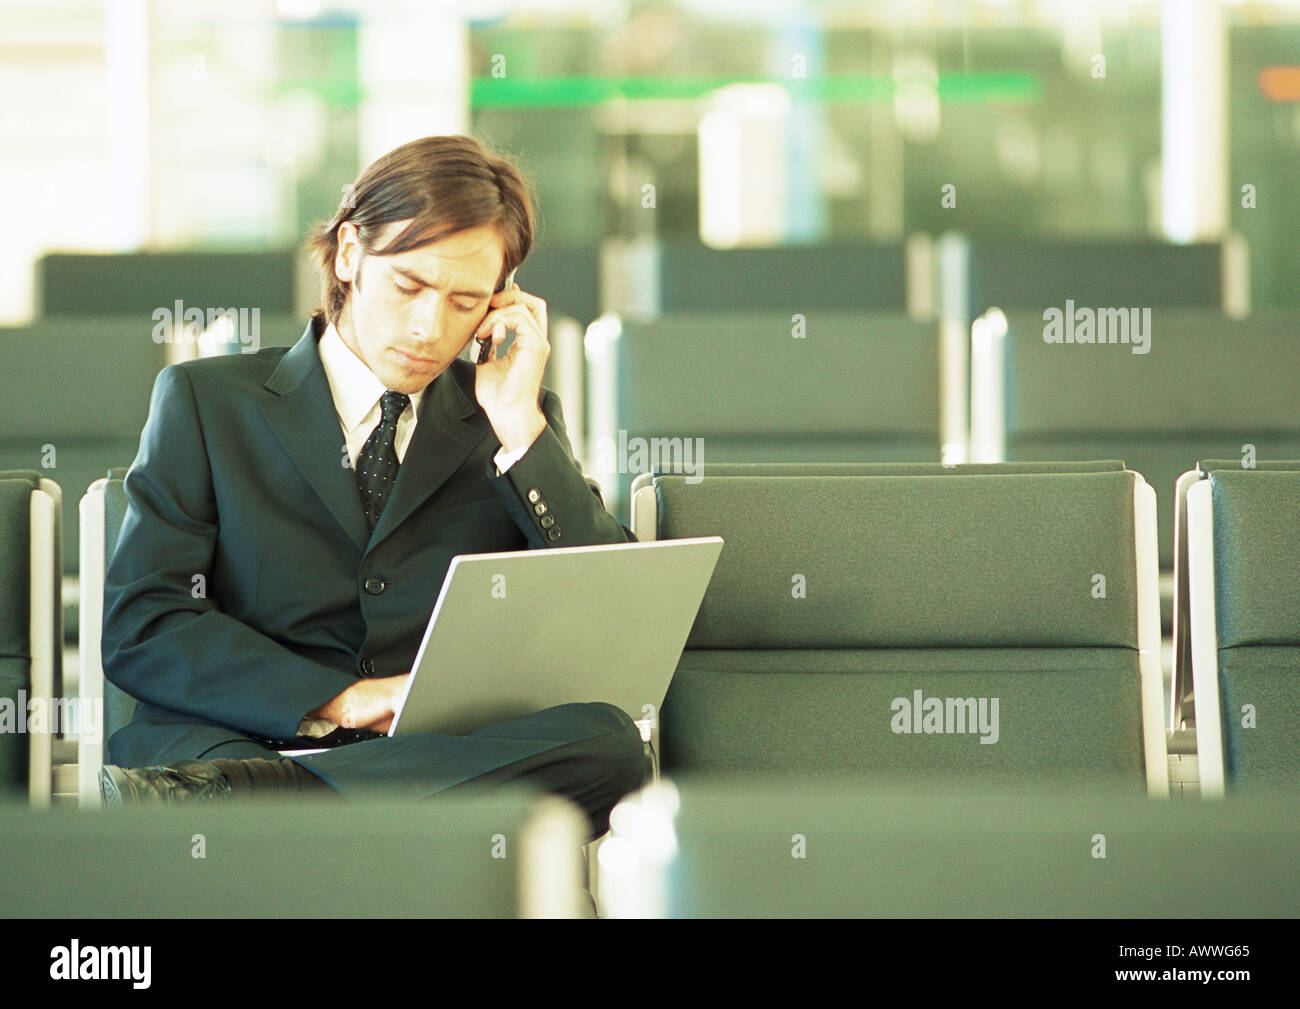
[334, 220, 360, 283]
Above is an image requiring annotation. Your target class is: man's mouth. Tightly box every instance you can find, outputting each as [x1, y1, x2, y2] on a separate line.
[393, 347, 436, 365]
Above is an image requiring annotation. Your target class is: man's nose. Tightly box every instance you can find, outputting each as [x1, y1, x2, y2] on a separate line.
[408, 291, 443, 341]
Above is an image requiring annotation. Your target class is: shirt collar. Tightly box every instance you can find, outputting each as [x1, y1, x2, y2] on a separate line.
[318, 322, 426, 434]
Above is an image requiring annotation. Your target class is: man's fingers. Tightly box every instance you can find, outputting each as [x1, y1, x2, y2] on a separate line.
[477, 315, 522, 341]
[338, 678, 397, 728]
[501, 283, 547, 330]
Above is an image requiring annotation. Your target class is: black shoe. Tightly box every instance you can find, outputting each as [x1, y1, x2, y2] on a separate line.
[100, 760, 233, 807]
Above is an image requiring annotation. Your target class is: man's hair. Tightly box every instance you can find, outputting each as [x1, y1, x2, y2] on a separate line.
[305, 135, 536, 328]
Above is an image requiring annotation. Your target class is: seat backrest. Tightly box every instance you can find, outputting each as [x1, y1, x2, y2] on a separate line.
[656, 240, 910, 313]
[652, 470, 1160, 790]
[37, 249, 297, 316]
[0, 320, 165, 574]
[1172, 459, 1300, 730]
[998, 309, 1300, 568]
[651, 459, 1125, 481]
[597, 312, 941, 518]
[632, 461, 1127, 541]
[0, 790, 571, 917]
[965, 239, 1228, 320]
[652, 780, 1300, 917]
[1202, 469, 1300, 790]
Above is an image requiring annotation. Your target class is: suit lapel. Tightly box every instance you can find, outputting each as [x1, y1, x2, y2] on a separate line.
[262, 320, 371, 551]
[261, 319, 491, 554]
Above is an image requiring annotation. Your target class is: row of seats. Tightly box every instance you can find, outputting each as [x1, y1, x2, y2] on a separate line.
[588, 308, 1300, 550]
[629, 461, 1297, 796]
[3, 234, 1258, 585]
[37, 234, 1242, 322]
[8, 774, 1298, 918]
[4, 458, 1292, 806]
[598, 779, 1300, 918]
[13, 303, 1288, 599]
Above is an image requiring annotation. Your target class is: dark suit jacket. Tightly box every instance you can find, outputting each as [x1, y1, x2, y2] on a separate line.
[103, 318, 633, 766]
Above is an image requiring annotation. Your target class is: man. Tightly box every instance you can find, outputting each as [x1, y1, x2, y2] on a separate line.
[100, 135, 645, 835]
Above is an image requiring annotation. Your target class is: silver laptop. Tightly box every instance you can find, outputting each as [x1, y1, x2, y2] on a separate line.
[388, 536, 724, 736]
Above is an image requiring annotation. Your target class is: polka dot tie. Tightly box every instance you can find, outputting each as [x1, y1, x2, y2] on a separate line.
[355, 390, 410, 530]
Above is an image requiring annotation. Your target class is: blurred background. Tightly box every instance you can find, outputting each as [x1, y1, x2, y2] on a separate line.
[3, 0, 1298, 319]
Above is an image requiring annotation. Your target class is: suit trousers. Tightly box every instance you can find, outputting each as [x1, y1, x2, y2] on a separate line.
[190, 701, 647, 837]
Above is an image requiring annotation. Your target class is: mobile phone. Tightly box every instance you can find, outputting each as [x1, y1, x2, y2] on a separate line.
[475, 267, 518, 365]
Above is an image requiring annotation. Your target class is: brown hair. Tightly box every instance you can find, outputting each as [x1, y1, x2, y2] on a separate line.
[305, 135, 536, 328]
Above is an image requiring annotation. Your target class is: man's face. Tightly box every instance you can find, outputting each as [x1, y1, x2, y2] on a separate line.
[333, 220, 504, 395]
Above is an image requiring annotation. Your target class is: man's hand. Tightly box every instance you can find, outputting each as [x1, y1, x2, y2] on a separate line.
[473, 281, 549, 454]
[307, 674, 409, 735]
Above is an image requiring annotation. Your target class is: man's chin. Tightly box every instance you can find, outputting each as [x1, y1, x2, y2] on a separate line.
[386, 351, 447, 392]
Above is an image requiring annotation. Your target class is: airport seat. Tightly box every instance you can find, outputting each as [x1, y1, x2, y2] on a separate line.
[36, 249, 298, 317]
[0, 791, 589, 918]
[602, 239, 923, 317]
[0, 320, 168, 577]
[0, 470, 65, 805]
[587, 311, 942, 522]
[1185, 468, 1300, 797]
[970, 308, 1300, 634]
[1170, 459, 1300, 735]
[599, 779, 1300, 917]
[943, 235, 1247, 326]
[970, 309, 1300, 570]
[635, 467, 1167, 796]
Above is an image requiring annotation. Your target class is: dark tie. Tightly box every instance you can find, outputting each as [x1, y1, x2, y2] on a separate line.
[355, 390, 410, 530]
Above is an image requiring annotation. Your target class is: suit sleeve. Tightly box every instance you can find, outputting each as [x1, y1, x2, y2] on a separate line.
[487, 388, 635, 548]
[102, 365, 356, 741]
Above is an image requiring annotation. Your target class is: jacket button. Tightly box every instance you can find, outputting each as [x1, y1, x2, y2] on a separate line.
[533, 501, 548, 515]
[546, 527, 561, 541]
[540, 514, 555, 528]
[527, 488, 541, 503]
[364, 575, 386, 594]
[360, 656, 376, 676]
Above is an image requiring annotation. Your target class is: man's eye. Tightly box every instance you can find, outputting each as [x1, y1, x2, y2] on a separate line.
[395, 284, 419, 296]
[453, 302, 477, 313]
